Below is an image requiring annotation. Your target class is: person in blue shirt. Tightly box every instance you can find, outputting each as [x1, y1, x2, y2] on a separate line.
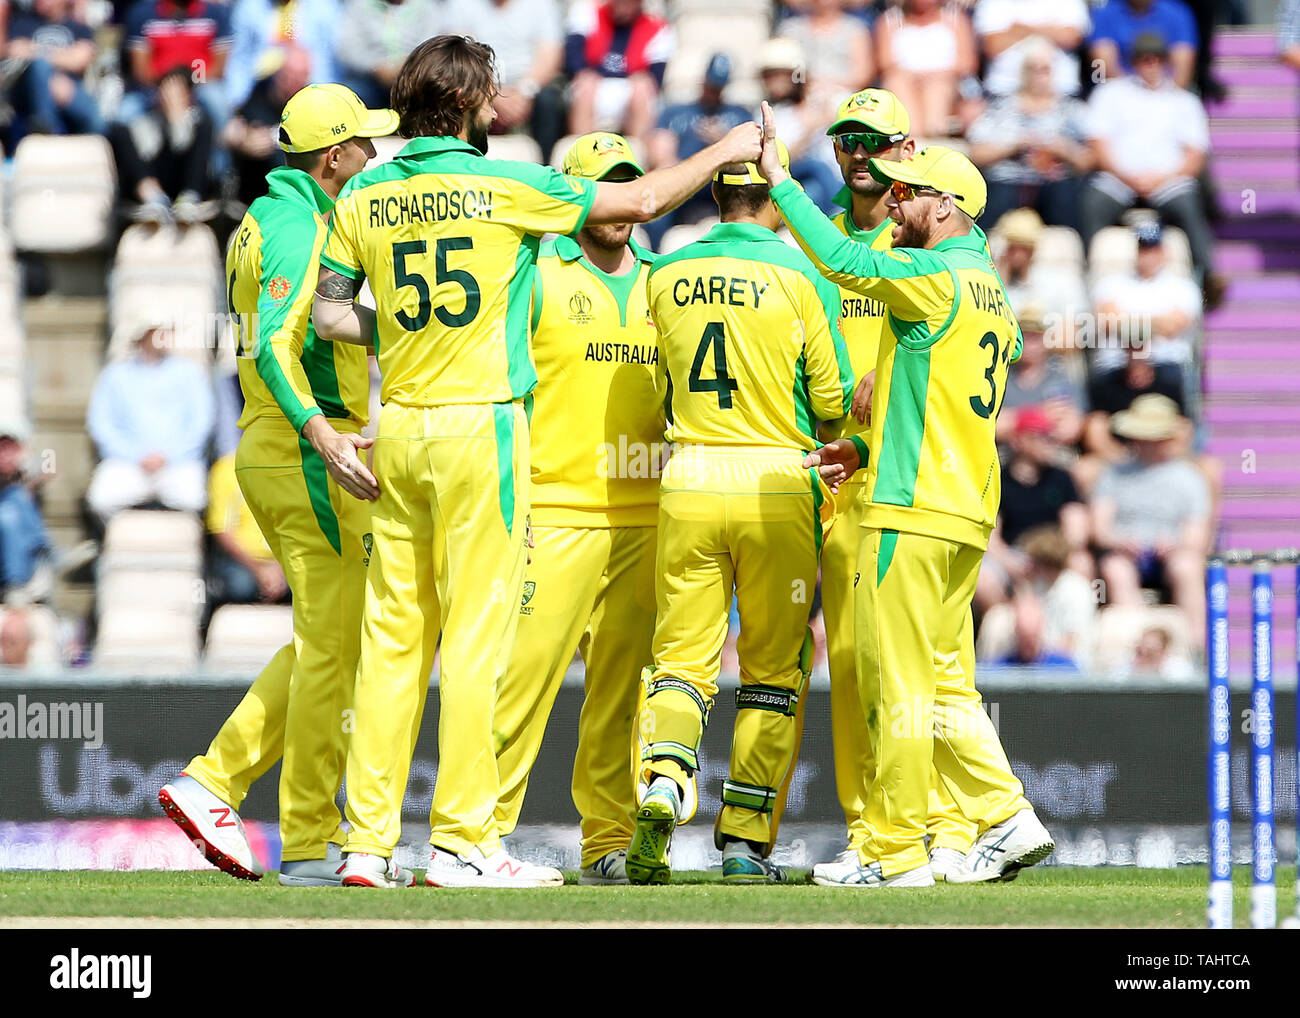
[0, 427, 52, 597]
[1090, 0, 1198, 89]
[86, 322, 215, 526]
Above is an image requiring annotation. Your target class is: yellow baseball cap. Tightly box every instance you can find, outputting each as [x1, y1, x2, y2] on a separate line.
[562, 132, 644, 180]
[714, 137, 789, 185]
[278, 83, 398, 154]
[869, 145, 988, 219]
[826, 88, 910, 139]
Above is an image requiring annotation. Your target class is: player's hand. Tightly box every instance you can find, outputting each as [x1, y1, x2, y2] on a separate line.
[141, 453, 166, 474]
[804, 438, 861, 493]
[717, 120, 763, 168]
[757, 102, 789, 185]
[255, 560, 288, 601]
[303, 416, 380, 501]
[851, 370, 875, 425]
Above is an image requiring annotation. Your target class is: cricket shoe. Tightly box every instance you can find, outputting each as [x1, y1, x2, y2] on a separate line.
[158, 774, 262, 881]
[928, 846, 971, 883]
[339, 853, 417, 888]
[810, 855, 935, 888]
[279, 843, 347, 887]
[626, 777, 680, 885]
[721, 839, 787, 884]
[424, 845, 565, 888]
[579, 849, 629, 886]
[949, 808, 1054, 883]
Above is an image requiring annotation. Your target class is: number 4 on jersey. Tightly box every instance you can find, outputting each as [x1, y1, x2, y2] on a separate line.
[688, 321, 739, 409]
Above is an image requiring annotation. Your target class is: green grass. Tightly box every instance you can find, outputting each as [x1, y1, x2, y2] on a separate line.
[1, 867, 1295, 927]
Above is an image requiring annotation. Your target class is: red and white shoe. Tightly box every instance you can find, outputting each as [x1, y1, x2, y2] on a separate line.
[424, 845, 565, 888]
[338, 853, 417, 888]
[158, 774, 263, 881]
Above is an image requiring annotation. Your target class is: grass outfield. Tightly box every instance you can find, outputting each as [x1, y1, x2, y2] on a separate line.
[0, 867, 1295, 927]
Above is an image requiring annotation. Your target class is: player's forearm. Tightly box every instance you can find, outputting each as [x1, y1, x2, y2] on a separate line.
[591, 141, 738, 224]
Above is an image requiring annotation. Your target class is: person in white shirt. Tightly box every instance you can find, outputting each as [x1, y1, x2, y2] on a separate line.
[1091, 220, 1202, 376]
[973, 0, 1091, 98]
[1079, 31, 1214, 287]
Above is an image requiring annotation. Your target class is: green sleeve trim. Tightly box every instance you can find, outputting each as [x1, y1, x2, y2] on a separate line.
[254, 208, 326, 432]
[847, 433, 869, 466]
[814, 274, 856, 414]
[319, 251, 360, 279]
[530, 262, 544, 334]
[506, 236, 541, 399]
[888, 266, 962, 352]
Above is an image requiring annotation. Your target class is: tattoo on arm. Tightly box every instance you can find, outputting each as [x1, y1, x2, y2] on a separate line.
[315, 268, 360, 303]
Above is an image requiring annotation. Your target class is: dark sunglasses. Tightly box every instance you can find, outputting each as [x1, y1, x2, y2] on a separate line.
[833, 131, 901, 155]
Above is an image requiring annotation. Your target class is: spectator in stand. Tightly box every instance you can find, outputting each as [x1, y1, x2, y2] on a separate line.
[1281, 0, 1300, 72]
[1089, 0, 1197, 90]
[991, 595, 1081, 670]
[565, 0, 673, 144]
[222, 44, 310, 207]
[110, 64, 218, 223]
[1124, 622, 1194, 681]
[968, 36, 1093, 233]
[754, 36, 843, 212]
[996, 305, 1085, 451]
[3, 0, 104, 137]
[1090, 393, 1210, 646]
[977, 409, 1090, 618]
[120, 0, 234, 127]
[333, 0, 441, 110]
[442, 0, 566, 161]
[992, 207, 1089, 320]
[776, 0, 872, 96]
[1091, 220, 1201, 380]
[972, 0, 1090, 99]
[646, 53, 752, 240]
[874, 0, 979, 138]
[1081, 32, 1216, 292]
[0, 608, 33, 669]
[206, 450, 287, 607]
[225, 0, 339, 112]
[86, 322, 215, 526]
[0, 424, 51, 601]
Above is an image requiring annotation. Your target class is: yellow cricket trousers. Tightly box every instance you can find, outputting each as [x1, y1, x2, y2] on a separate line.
[821, 482, 975, 854]
[642, 447, 822, 851]
[186, 418, 368, 861]
[856, 527, 1030, 875]
[493, 525, 658, 867]
[343, 401, 530, 858]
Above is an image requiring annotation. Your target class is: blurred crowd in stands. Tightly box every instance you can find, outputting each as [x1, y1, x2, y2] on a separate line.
[0, 0, 1273, 674]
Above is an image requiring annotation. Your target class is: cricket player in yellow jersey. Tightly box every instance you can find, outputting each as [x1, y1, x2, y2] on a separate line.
[627, 140, 855, 885]
[311, 35, 763, 888]
[159, 84, 400, 887]
[491, 134, 661, 886]
[758, 108, 1055, 886]
[817, 88, 977, 880]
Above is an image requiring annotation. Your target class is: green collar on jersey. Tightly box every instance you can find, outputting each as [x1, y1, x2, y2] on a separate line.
[264, 166, 334, 216]
[394, 135, 484, 160]
[699, 221, 786, 244]
[552, 232, 654, 266]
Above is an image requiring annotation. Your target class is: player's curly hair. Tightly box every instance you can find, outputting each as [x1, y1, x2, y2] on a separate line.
[392, 35, 499, 140]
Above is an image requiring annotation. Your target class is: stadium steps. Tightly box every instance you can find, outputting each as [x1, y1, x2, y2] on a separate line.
[1202, 30, 1300, 676]
[23, 294, 108, 624]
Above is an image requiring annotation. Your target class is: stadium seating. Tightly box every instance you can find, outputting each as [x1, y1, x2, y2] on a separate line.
[488, 133, 544, 164]
[8, 135, 117, 253]
[108, 224, 224, 366]
[94, 605, 200, 672]
[659, 218, 718, 254]
[202, 605, 295, 672]
[99, 510, 203, 574]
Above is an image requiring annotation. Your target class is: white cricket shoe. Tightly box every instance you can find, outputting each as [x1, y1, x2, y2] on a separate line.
[338, 852, 417, 888]
[279, 844, 347, 887]
[424, 845, 565, 888]
[928, 846, 971, 883]
[579, 849, 629, 886]
[949, 808, 1054, 883]
[158, 774, 263, 881]
[810, 855, 935, 888]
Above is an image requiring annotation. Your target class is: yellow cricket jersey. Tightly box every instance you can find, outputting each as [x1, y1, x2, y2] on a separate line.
[529, 234, 663, 528]
[772, 178, 1022, 550]
[320, 136, 597, 407]
[646, 222, 854, 451]
[821, 210, 893, 445]
[228, 167, 369, 433]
